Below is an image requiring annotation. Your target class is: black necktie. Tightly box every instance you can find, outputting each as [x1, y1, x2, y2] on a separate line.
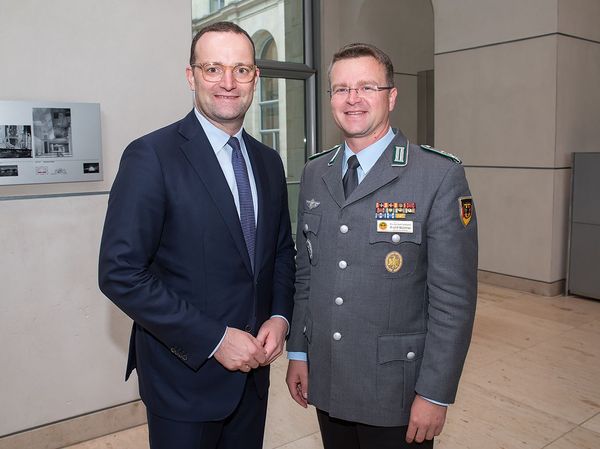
[228, 136, 256, 269]
[343, 155, 360, 198]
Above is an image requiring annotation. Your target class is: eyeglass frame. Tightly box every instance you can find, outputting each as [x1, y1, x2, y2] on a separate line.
[191, 62, 258, 83]
[328, 84, 395, 98]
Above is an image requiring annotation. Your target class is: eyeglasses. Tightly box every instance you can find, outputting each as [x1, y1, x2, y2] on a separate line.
[191, 62, 257, 83]
[329, 85, 394, 98]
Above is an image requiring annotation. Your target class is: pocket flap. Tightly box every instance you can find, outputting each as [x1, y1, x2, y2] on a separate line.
[377, 332, 426, 363]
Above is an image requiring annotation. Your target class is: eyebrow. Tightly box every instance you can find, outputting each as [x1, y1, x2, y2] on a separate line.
[331, 79, 381, 88]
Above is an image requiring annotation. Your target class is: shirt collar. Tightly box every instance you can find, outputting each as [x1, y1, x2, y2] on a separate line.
[343, 127, 395, 175]
[193, 108, 244, 154]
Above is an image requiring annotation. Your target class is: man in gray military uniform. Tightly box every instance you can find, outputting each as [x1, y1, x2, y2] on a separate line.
[286, 43, 478, 448]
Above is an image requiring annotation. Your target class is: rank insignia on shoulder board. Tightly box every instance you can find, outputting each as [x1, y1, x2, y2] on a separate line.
[459, 196, 473, 227]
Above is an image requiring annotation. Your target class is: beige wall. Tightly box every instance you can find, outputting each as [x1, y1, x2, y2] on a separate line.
[0, 0, 192, 437]
[319, 0, 434, 149]
[433, 0, 600, 287]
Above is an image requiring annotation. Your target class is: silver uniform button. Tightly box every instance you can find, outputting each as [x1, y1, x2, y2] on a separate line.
[340, 225, 349, 234]
[392, 234, 401, 243]
[335, 297, 344, 305]
[338, 260, 347, 269]
[304, 223, 309, 232]
[333, 332, 342, 341]
[406, 351, 416, 360]
[303, 325, 307, 333]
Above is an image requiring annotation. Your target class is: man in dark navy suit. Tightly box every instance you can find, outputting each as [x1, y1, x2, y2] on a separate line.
[99, 21, 295, 449]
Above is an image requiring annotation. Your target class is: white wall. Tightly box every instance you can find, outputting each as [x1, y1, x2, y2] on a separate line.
[0, 0, 192, 436]
[319, 0, 434, 148]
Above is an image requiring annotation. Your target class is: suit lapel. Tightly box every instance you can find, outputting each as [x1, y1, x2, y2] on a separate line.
[243, 132, 268, 279]
[177, 112, 253, 275]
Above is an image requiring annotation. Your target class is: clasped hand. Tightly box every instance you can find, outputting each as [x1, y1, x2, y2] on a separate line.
[214, 317, 287, 372]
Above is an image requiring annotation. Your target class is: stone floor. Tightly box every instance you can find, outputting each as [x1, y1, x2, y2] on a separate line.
[64, 283, 600, 449]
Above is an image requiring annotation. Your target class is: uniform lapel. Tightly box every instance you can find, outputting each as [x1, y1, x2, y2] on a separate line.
[344, 131, 408, 208]
[177, 112, 253, 275]
[321, 147, 346, 208]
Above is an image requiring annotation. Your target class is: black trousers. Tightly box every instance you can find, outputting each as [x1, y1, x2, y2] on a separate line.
[146, 373, 267, 449]
[317, 409, 434, 449]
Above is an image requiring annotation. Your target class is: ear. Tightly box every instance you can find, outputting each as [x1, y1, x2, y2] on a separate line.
[252, 67, 260, 91]
[185, 66, 196, 91]
[388, 86, 398, 112]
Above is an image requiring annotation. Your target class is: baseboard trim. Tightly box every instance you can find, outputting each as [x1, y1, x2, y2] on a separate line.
[0, 400, 146, 449]
[478, 270, 565, 296]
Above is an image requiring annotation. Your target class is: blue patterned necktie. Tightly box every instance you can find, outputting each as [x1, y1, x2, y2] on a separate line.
[229, 136, 256, 270]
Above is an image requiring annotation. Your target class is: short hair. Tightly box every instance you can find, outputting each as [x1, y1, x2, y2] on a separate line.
[190, 21, 256, 65]
[328, 43, 395, 86]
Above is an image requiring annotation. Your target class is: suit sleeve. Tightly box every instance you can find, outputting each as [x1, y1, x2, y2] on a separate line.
[268, 154, 296, 323]
[415, 162, 478, 404]
[287, 167, 310, 352]
[98, 139, 225, 371]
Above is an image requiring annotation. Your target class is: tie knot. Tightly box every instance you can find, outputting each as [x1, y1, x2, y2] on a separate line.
[228, 136, 241, 153]
[347, 155, 360, 170]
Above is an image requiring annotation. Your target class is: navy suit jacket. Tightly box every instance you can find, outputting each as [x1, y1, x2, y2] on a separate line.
[98, 110, 295, 421]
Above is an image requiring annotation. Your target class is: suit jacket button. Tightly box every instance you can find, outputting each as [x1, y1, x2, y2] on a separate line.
[392, 234, 401, 243]
[338, 260, 347, 269]
[407, 351, 416, 360]
[335, 297, 344, 305]
[333, 332, 342, 341]
[304, 223, 309, 232]
[340, 225, 349, 234]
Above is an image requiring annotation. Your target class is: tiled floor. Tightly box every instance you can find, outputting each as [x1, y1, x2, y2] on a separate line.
[64, 284, 600, 449]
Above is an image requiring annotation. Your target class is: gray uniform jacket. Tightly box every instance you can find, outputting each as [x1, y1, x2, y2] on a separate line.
[287, 130, 478, 427]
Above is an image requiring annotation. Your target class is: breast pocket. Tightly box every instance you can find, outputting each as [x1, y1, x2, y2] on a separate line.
[302, 212, 321, 266]
[368, 222, 422, 278]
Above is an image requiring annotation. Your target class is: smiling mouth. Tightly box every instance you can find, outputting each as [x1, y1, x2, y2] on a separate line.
[345, 111, 366, 115]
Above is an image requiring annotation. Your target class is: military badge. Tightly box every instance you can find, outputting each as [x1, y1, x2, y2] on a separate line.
[459, 196, 473, 227]
[385, 251, 403, 273]
[306, 239, 313, 262]
[375, 201, 416, 219]
[377, 220, 413, 233]
[306, 199, 320, 210]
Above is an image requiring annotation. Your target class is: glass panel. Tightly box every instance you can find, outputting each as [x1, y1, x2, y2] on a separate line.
[260, 103, 278, 130]
[191, 0, 305, 64]
[244, 78, 305, 233]
[260, 77, 278, 101]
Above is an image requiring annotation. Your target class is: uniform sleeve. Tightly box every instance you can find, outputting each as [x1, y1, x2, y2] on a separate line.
[98, 139, 225, 371]
[415, 162, 478, 404]
[287, 167, 311, 353]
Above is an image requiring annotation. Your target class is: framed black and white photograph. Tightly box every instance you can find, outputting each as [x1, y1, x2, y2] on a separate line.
[0, 165, 19, 177]
[83, 162, 100, 174]
[0, 125, 32, 158]
[0, 101, 102, 186]
[33, 108, 72, 158]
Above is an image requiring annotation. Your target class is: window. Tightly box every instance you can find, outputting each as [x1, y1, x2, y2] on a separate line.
[258, 38, 280, 152]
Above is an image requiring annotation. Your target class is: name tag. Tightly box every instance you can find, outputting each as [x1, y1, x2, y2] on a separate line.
[377, 220, 413, 233]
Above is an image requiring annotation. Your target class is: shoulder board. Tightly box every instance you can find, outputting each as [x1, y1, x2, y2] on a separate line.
[420, 144, 462, 164]
[308, 144, 340, 161]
